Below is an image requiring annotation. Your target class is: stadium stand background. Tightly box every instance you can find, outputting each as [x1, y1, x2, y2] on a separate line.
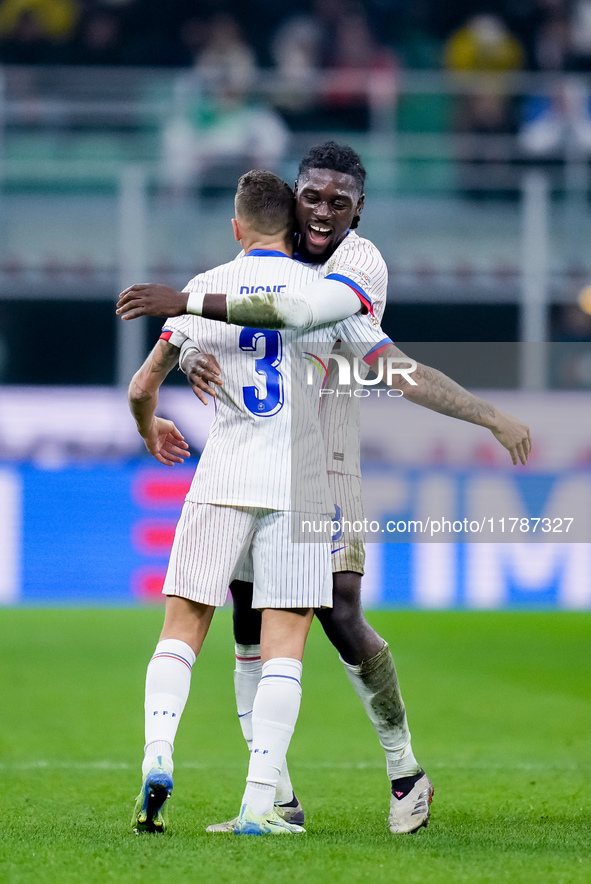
[0, 0, 590, 607]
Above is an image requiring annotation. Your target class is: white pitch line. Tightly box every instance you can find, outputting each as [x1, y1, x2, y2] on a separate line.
[0, 760, 587, 772]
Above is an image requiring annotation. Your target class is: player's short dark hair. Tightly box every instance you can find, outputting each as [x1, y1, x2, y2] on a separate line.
[296, 141, 367, 194]
[235, 170, 295, 238]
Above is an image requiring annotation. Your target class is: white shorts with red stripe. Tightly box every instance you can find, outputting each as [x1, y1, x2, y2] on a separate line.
[163, 502, 332, 609]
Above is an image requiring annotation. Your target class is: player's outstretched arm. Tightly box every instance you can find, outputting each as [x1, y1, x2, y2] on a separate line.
[128, 339, 190, 466]
[217, 278, 362, 330]
[375, 343, 532, 466]
[117, 279, 362, 331]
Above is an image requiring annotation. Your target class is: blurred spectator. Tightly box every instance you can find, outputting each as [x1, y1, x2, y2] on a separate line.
[161, 80, 289, 195]
[308, 0, 345, 64]
[536, 14, 571, 71]
[444, 15, 525, 134]
[567, 0, 591, 70]
[444, 14, 525, 196]
[0, 8, 54, 62]
[0, 0, 79, 62]
[161, 16, 288, 197]
[321, 3, 398, 131]
[270, 13, 324, 128]
[0, 0, 78, 42]
[63, 7, 123, 65]
[195, 13, 257, 90]
[268, 0, 362, 129]
[513, 0, 591, 156]
[444, 14, 524, 72]
[5, 0, 591, 75]
[519, 77, 591, 154]
[271, 14, 322, 80]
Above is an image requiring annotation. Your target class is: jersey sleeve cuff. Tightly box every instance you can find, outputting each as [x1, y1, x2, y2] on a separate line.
[363, 338, 392, 364]
[160, 328, 186, 348]
[325, 272, 373, 315]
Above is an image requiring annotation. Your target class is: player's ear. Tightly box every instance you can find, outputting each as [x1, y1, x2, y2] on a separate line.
[351, 193, 365, 230]
[231, 217, 241, 242]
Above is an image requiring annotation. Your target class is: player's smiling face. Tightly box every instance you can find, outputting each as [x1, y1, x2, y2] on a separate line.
[295, 168, 364, 263]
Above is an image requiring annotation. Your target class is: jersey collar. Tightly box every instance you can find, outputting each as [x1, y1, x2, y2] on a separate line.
[245, 249, 290, 258]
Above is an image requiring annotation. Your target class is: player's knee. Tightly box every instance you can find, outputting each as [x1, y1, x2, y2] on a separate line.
[316, 572, 386, 661]
[317, 587, 366, 637]
[330, 595, 368, 636]
[331, 572, 365, 623]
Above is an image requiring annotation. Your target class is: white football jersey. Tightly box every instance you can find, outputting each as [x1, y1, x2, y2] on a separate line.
[317, 231, 390, 478]
[162, 250, 387, 513]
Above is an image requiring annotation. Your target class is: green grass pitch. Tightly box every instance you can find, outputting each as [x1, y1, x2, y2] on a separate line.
[0, 608, 589, 884]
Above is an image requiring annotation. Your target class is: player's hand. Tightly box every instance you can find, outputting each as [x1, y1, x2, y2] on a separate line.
[116, 284, 188, 319]
[490, 412, 532, 466]
[185, 351, 223, 405]
[143, 417, 190, 466]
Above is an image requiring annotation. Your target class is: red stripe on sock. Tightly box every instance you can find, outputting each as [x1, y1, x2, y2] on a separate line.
[151, 652, 193, 672]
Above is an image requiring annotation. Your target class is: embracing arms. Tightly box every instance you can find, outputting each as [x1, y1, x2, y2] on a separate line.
[117, 283, 531, 466]
[179, 340, 532, 466]
[117, 278, 362, 330]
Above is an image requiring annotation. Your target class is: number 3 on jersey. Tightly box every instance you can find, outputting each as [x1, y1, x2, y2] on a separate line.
[239, 328, 284, 416]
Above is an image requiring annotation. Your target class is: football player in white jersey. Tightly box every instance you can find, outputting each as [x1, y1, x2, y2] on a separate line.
[127, 169, 395, 837]
[118, 143, 531, 834]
